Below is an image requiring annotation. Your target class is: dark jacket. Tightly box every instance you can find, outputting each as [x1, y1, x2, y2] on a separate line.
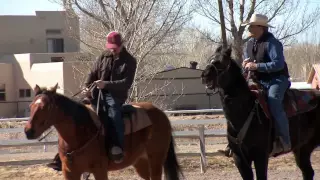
[243, 32, 290, 87]
[84, 47, 137, 103]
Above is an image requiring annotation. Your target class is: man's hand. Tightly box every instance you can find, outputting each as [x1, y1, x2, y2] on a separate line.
[94, 80, 107, 89]
[242, 58, 250, 68]
[245, 62, 258, 71]
[81, 87, 91, 97]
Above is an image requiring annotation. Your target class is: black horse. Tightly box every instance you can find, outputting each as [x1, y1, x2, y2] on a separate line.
[201, 45, 320, 180]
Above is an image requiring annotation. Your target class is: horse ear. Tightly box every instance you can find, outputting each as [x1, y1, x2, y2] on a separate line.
[215, 45, 223, 53]
[51, 83, 59, 93]
[223, 45, 232, 57]
[34, 84, 40, 94]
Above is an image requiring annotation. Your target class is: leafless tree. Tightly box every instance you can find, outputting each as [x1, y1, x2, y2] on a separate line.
[51, 0, 194, 107]
[194, 0, 320, 63]
[285, 45, 320, 81]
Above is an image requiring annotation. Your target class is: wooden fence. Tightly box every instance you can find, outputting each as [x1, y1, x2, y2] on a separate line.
[0, 109, 226, 173]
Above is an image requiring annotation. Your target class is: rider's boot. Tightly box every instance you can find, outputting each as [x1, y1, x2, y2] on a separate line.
[46, 153, 62, 171]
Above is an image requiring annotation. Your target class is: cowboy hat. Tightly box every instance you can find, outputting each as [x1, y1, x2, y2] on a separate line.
[241, 14, 274, 28]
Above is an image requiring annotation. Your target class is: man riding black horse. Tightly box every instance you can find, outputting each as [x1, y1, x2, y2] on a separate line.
[220, 13, 291, 157]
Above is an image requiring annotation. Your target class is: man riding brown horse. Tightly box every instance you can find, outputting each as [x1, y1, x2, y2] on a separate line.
[47, 31, 137, 170]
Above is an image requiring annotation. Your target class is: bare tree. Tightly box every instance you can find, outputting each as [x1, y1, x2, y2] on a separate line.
[194, 0, 320, 63]
[51, 0, 194, 107]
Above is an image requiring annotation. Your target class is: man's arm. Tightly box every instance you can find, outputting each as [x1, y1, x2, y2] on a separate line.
[84, 56, 100, 87]
[104, 58, 137, 91]
[256, 39, 285, 72]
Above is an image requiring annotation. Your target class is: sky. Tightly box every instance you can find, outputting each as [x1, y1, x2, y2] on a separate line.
[0, 0, 63, 15]
[0, 0, 320, 43]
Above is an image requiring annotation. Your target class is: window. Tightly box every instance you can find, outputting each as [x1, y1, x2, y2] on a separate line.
[19, 89, 31, 98]
[51, 57, 64, 62]
[46, 29, 62, 35]
[47, 38, 64, 53]
[0, 84, 5, 101]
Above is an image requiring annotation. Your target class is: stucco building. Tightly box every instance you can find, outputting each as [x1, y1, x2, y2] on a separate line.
[0, 11, 89, 118]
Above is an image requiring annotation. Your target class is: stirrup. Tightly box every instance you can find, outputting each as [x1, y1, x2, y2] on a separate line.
[109, 146, 124, 163]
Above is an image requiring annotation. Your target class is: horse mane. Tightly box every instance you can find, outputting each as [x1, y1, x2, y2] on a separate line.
[38, 87, 94, 126]
[219, 52, 251, 91]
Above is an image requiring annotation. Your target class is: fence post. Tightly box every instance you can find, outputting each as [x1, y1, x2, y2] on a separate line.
[199, 125, 207, 173]
[41, 133, 47, 152]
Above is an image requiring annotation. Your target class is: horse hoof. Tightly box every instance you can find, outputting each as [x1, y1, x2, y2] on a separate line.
[217, 149, 233, 158]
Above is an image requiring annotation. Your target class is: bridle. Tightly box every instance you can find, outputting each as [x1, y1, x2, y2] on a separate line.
[32, 84, 104, 164]
[206, 59, 261, 169]
[37, 83, 97, 141]
[204, 59, 231, 95]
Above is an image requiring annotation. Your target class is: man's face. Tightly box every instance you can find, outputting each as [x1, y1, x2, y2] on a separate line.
[108, 46, 121, 55]
[248, 25, 263, 38]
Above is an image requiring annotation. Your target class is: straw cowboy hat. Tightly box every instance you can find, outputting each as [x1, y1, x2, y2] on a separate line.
[241, 13, 274, 28]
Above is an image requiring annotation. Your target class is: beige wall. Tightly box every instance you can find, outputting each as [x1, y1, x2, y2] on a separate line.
[0, 52, 82, 100]
[0, 54, 32, 102]
[31, 62, 64, 93]
[0, 63, 17, 117]
[30, 52, 82, 64]
[0, 11, 79, 55]
[0, 52, 90, 117]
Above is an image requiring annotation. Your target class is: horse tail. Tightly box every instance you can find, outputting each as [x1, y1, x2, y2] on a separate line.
[164, 135, 183, 180]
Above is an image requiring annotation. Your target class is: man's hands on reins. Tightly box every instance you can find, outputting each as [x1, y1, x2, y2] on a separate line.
[94, 80, 107, 89]
[81, 80, 107, 98]
[243, 58, 258, 71]
[81, 87, 91, 97]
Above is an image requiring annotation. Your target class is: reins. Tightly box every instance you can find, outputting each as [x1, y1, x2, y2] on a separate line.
[63, 89, 103, 164]
[209, 63, 259, 169]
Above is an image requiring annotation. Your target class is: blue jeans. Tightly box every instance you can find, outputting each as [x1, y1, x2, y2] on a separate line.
[104, 93, 124, 150]
[263, 75, 291, 146]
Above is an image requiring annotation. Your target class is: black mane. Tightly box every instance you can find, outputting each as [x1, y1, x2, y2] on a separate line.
[38, 88, 93, 125]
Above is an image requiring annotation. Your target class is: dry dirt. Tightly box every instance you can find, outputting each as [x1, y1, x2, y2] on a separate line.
[1, 152, 320, 180]
[1, 114, 320, 179]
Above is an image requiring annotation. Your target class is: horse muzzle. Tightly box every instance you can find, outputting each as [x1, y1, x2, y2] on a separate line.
[24, 127, 36, 139]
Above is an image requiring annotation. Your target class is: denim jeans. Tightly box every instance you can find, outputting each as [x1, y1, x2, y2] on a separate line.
[103, 93, 124, 150]
[264, 75, 291, 146]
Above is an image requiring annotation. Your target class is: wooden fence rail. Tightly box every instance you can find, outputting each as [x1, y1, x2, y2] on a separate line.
[0, 109, 226, 173]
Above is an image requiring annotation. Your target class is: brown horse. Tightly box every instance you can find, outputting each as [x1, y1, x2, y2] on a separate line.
[24, 84, 183, 180]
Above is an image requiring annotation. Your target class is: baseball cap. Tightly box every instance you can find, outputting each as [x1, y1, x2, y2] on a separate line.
[106, 31, 122, 49]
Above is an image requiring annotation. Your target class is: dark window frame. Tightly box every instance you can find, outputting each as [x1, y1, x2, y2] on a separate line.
[47, 38, 64, 53]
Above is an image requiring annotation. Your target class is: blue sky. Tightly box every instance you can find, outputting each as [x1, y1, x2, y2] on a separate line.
[0, 0, 62, 15]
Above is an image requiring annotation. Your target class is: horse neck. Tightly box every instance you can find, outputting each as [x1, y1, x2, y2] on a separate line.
[54, 114, 99, 151]
[51, 94, 100, 150]
[220, 72, 256, 131]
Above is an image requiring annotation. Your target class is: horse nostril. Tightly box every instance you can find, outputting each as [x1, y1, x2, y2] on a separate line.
[25, 128, 35, 139]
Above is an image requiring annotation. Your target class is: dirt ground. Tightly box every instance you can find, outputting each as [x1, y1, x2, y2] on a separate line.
[1, 114, 320, 179]
[1, 152, 320, 180]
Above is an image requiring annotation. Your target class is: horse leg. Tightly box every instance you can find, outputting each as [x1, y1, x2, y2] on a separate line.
[293, 144, 316, 180]
[133, 158, 150, 180]
[92, 170, 108, 180]
[253, 151, 269, 180]
[146, 153, 164, 180]
[233, 153, 254, 180]
[63, 170, 82, 180]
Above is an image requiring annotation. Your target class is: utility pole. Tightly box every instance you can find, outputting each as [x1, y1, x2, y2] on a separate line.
[218, 0, 227, 48]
